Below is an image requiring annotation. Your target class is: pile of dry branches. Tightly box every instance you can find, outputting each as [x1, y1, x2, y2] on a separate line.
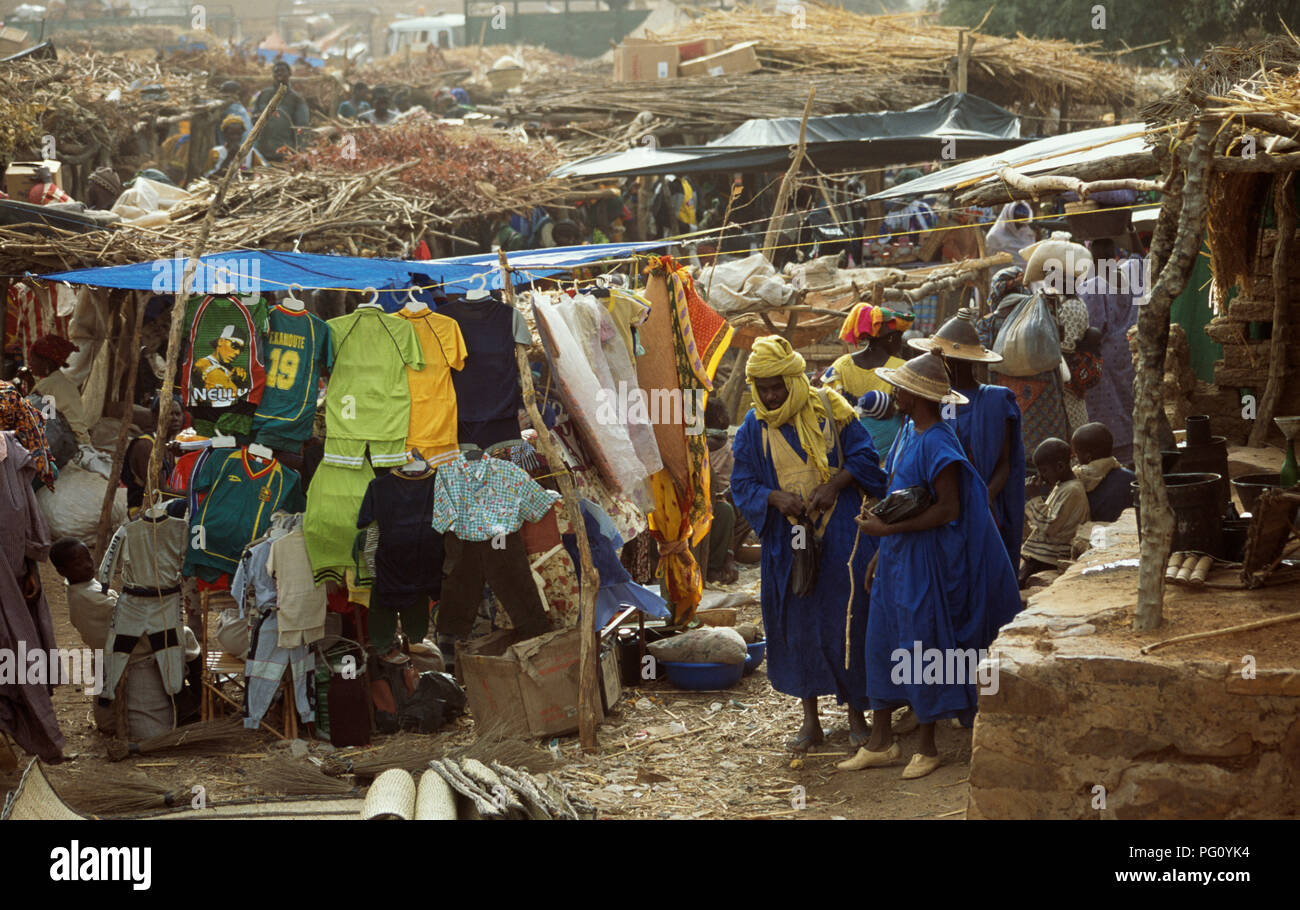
[0, 149, 607, 273]
[0, 52, 212, 165]
[503, 70, 934, 135]
[649, 2, 1147, 109]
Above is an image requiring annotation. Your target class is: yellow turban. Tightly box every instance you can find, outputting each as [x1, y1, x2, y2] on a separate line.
[746, 335, 856, 481]
[221, 114, 245, 132]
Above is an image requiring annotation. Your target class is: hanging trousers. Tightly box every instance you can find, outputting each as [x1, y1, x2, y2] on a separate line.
[103, 590, 186, 701]
[437, 532, 551, 639]
[369, 594, 433, 651]
[243, 610, 316, 730]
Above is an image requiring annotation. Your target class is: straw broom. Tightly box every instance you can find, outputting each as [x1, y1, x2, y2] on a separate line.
[321, 735, 446, 779]
[52, 768, 186, 816]
[106, 716, 255, 762]
[322, 722, 560, 778]
[250, 758, 361, 797]
[450, 718, 559, 772]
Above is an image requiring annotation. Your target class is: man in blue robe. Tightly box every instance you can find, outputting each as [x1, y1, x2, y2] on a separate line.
[732, 336, 887, 752]
[839, 353, 1021, 779]
[910, 309, 1026, 564]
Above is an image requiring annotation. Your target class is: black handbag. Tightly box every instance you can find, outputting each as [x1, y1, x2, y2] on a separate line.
[790, 518, 821, 598]
[870, 484, 933, 524]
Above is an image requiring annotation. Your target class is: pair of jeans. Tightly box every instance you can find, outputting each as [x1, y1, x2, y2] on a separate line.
[437, 533, 550, 639]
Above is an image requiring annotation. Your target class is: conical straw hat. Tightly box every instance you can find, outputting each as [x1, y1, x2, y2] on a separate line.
[907, 307, 1002, 362]
[875, 352, 969, 405]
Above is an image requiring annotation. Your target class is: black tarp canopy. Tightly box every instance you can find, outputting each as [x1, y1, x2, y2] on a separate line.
[549, 93, 1025, 179]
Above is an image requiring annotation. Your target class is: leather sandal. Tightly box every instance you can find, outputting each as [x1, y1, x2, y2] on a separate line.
[901, 752, 942, 779]
[836, 741, 901, 771]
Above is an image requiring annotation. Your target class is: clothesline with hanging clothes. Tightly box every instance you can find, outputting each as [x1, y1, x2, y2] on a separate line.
[38, 242, 675, 295]
[32, 201, 1152, 297]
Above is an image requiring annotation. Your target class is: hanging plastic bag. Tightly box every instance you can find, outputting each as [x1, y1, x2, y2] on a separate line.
[993, 291, 1062, 376]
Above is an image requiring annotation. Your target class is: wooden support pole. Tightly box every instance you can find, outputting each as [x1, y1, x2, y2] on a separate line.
[1212, 150, 1300, 173]
[636, 174, 653, 241]
[93, 290, 145, 563]
[761, 87, 815, 261]
[145, 85, 287, 504]
[990, 165, 1163, 203]
[717, 349, 750, 420]
[1133, 120, 1216, 631]
[498, 249, 602, 753]
[956, 151, 1161, 207]
[1248, 173, 1295, 447]
[956, 30, 972, 94]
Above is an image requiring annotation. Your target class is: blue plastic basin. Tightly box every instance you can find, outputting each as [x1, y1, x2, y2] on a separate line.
[742, 640, 767, 676]
[660, 660, 744, 691]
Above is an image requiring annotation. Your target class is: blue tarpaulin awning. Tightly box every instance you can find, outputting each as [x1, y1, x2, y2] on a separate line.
[40, 242, 672, 295]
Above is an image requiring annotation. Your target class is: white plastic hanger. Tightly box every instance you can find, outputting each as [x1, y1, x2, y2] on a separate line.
[211, 433, 237, 449]
[357, 287, 383, 309]
[404, 286, 429, 314]
[247, 442, 274, 463]
[465, 271, 491, 302]
[282, 283, 306, 312]
[144, 498, 169, 519]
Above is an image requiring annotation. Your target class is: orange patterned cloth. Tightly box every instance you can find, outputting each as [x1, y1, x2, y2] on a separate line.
[0, 380, 55, 490]
[649, 255, 733, 389]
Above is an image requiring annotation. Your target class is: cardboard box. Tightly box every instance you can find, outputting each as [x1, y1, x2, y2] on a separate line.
[623, 35, 720, 61]
[678, 41, 761, 78]
[0, 26, 30, 57]
[670, 35, 722, 62]
[460, 627, 620, 738]
[613, 41, 678, 82]
[4, 160, 63, 200]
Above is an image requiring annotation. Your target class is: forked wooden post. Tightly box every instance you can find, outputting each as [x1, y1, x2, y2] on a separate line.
[1248, 173, 1295, 447]
[761, 86, 815, 261]
[93, 289, 144, 562]
[145, 85, 288, 503]
[1133, 120, 1216, 629]
[498, 249, 602, 752]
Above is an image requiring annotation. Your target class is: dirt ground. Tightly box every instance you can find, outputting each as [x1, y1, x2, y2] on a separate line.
[2, 560, 971, 820]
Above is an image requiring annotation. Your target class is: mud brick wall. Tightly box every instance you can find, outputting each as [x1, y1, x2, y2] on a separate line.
[969, 635, 1300, 819]
[967, 513, 1300, 819]
[1203, 226, 1300, 445]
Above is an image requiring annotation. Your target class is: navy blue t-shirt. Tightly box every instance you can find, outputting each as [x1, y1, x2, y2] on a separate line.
[1088, 464, 1136, 523]
[357, 469, 443, 599]
[438, 297, 530, 447]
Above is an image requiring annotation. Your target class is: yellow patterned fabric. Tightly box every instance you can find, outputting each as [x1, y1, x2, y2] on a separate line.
[642, 262, 733, 624]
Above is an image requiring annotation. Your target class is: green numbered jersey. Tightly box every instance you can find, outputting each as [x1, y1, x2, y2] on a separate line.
[251, 305, 334, 449]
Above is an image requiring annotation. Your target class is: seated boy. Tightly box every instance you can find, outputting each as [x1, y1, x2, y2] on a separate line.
[1020, 438, 1090, 587]
[1071, 422, 1135, 523]
[49, 537, 115, 653]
